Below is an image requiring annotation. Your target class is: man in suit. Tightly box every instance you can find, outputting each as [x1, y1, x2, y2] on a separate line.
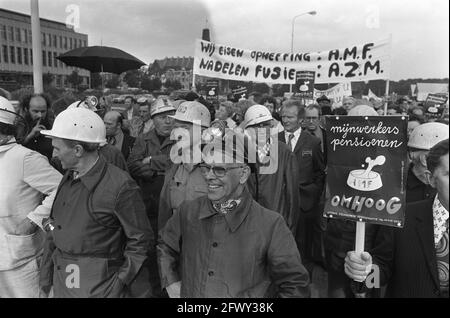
[345, 139, 449, 298]
[279, 100, 326, 272]
[104, 111, 135, 160]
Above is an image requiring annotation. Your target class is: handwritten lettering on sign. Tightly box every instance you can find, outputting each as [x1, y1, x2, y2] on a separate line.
[194, 38, 391, 84]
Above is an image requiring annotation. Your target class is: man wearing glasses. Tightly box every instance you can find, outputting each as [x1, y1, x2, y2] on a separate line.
[157, 130, 310, 298]
[406, 122, 448, 203]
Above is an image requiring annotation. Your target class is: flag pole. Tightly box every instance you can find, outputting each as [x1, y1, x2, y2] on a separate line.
[30, 0, 44, 93]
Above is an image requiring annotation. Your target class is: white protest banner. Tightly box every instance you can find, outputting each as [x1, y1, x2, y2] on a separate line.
[313, 83, 352, 107]
[193, 38, 391, 84]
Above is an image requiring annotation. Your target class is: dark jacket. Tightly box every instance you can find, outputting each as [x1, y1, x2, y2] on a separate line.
[127, 129, 174, 229]
[406, 165, 436, 203]
[121, 133, 136, 161]
[247, 140, 300, 235]
[157, 188, 310, 298]
[375, 198, 446, 298]
[40, 156, 153, 298]
[278, 130, 326, 214]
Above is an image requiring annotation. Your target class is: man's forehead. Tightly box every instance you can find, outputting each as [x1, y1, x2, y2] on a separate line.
[30, 96, 47, 107]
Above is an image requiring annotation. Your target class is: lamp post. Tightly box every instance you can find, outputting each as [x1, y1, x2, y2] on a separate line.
[290, 10, 316, 93]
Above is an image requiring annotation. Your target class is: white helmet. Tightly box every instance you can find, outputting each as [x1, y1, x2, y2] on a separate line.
[150, 97, 176, 118]
[41, 108, 106, 144]
[407, 122, 449, 150]
[243, 104, 273, 128]
[347, 105, 378, 116]
[0, 96, 16, 125]
[169, 101, 210, 127]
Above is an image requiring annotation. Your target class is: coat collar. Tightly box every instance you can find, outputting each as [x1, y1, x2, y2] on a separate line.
[0, 137, 17, 153]
[65, 155, 107, 191]
[414, 198, 440, 290]
[199, 187, 253, 233]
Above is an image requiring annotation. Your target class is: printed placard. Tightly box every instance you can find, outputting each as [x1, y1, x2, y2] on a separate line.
[324, 116, 408, 228]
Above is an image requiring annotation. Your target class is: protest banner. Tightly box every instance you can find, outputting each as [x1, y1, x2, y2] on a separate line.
[425, 93, 448, 106]
[294, 71, 315, 99]
[232, 86, 248, 100]
[324, 116, 408, 228]
[313, 82, 352, 107]
[205, 79, 219, 105]
[193, 38, 391, 84]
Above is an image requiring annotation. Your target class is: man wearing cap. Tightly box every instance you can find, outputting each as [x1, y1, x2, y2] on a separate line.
[243, 104, 301, 235]
[158, 101, 211, 232]
[158, 130, 310, 298]
[406, 122, 449, 203]
[0, 97, 62, 297]
[39, 108, 153, 297]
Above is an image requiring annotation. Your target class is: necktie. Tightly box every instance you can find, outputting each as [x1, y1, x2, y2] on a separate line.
[434, 196, 449, 245]
[107, 135, 116, 145]
[287, 133, 295, 151]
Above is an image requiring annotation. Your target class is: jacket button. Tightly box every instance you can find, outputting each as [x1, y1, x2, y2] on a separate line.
[57, 266, 61, 270]
[57, 225, 62, 230]
[208, 271, 214, 277]
[212, 242, 218, 247]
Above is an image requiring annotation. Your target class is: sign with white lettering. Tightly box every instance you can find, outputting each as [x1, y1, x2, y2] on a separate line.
[294, 71, 315, 99]
[193, 38, 391, 84]
[324, 116, 407, 227]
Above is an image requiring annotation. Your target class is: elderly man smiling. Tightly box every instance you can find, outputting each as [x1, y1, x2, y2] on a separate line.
[157, 129, 310, 298]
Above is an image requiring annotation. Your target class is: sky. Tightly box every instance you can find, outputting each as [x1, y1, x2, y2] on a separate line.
[1, 0, 448, 81]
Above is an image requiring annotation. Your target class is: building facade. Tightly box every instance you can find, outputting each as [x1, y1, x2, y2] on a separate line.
[0, 8, 89, 91]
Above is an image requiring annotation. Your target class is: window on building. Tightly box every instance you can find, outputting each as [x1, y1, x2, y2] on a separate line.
[1, 25, 7, 40]
[24, 48, 29, 65]
[17, 47, 22, 64]
[28, 30, 32, 43]
[53, 52, 58, 68]
[23, 29, 28, 43]
[48, 51, 52, 67]
[83, 40, 87, 47]
[8, 27, 14, 41]
[79, 39, 82, 47]
[10, 46, 15, 63]
[41, 32, 45, 46]
[69, 38, 72, 49]
[59, 36, 63, 48]
[64, 37, 67, 49]
[47, 34, 51, 47]
[42, 50, 46, 66]
[53, 35, 57, 48]
[16, 28, 21, 42]
[73, 39, 77, 49]
[30, 49, 33, 64]
[2, 45, 8, 63]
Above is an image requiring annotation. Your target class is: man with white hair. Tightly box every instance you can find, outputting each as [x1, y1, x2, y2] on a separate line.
[0, 97, 62, 297]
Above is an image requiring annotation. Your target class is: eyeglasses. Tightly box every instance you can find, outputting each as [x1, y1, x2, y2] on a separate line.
[198, 164, 244, 178]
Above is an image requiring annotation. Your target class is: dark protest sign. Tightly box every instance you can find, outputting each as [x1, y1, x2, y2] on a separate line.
[194, 38, 391, 84]
[205, 80, 219, 104]
[232, 86, 247, 100]
[425, 93, 448, 106]
[294, 71, 315, 99]
[324, 116, 408, 228]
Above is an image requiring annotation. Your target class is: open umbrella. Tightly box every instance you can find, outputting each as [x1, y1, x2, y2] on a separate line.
[56, 46, 146, 74]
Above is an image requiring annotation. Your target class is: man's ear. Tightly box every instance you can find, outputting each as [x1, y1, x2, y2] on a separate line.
[240, 165, 251, 184]
[74, 144, 84, 158]
[419, 152, 428, 167]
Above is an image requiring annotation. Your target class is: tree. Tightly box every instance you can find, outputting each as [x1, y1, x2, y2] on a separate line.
[141, 76, 162, 92]
[43, 72, 55, 87]
[123, 69, 141, 88]
[164, 79, 182, 90]
[67, 70, 83, 90]
[91, 73, 103, 89]
[105, 74, 120, 89]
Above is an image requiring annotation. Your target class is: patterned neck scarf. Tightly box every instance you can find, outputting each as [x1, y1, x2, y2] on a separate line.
[433, 195, 449, 246]
[213, 199, 242, 215]
[257, 137, 273, 164]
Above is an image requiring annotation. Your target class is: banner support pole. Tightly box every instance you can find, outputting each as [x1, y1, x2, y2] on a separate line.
[384, 79, 390, 116]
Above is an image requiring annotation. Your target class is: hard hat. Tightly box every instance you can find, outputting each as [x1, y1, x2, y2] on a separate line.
[169, 101, 210, 127]
[137, 97, 148, 104]
[407, 122, 449, 150]
[347, 105, 378, 116]
[0, 96, 16, 125]
[150, 97, 176, 118]
[243, 104, 273, 128]
[41, 108, 106, 144]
